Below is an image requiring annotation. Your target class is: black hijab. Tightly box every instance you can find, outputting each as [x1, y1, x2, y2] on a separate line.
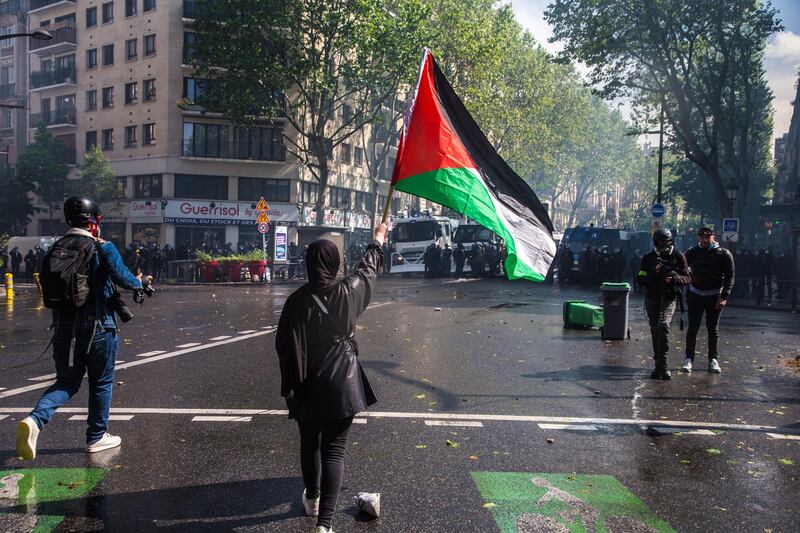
[306, 239, 340, 292]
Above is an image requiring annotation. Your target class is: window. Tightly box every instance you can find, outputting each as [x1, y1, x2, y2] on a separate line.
[125, 125, 137, 147]
[354, 147, 363, 165]
[86, 48, 97, 69]
[183, 77, 209, 104]
[235, 126, 285, 161]
[143, 78, 156, 101]
[342, 104, 352, 123]
[125, 82, 137, 104]
[86, 131, 97, 152]
[115, 177, 127, 199]
[86, 90, 97, 111]
[324, 139, 333, 159]
[328, 187, 350, 208]
[125, 38, 137, 60]
[182, 32, 196, 65]
[238, 178, 291, 202]
[125, 0, 137, 17]
[340, 143, 351, 164]
[301, 182, 319, 205]
[353, 191, 373, 211]
[86, 7, 97, 28]
[143, 34, 156, 57]
[143, 0, 156, 12]
[102, 86, 113, 108]
[1, 108, 12, 129]
[102, 128, 114, 150]
[174, 174, 228, 200]
[142, 123, 155, 145]
[102, 2, 113, 23]
[182, 122, 229, 158]
[102, 44, 114, 66]
[134, 174, 162, 198]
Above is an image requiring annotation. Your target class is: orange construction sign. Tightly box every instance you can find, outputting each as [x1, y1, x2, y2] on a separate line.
[255, 197, 269, 212]
[256, 211, 270, 224]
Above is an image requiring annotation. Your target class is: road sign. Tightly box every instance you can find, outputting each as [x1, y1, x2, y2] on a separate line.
[256, 211, 270, 224]
[651, 203, 665, 218]
[651, 218, 662, 231]
[257, 222, 269, 234]
[255, 197, 269, 211]
[722, 218, 739, 242]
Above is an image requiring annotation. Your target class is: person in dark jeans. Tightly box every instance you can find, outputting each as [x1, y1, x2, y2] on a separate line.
[683, 227, 734, 373]
[637, 229, 691, 380]
[277, 224, 385, 533]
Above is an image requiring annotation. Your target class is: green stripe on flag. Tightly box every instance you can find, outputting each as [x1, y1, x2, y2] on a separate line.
[394, 168, 545, 281]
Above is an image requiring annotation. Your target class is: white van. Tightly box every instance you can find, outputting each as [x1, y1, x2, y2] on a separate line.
[389, 216, 454, 274]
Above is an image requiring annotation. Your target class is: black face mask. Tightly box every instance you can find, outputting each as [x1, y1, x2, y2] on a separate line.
[655, 243, 673, 256]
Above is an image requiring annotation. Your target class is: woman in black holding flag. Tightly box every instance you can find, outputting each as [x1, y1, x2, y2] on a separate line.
[276, 224, 386, 533]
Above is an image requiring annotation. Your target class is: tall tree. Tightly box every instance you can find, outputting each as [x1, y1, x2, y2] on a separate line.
[0, 162, 35, 235]
[545, 0, 782, 220]
[15, 122, 69, 230]
[75, 145, 118, 202]
[192, 0, 428, 224]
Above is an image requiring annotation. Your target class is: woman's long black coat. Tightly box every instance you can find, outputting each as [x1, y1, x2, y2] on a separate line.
[276, 243, 383, 421]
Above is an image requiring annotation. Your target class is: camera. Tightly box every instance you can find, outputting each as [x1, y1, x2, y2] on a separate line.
[109, 291, 135, 323]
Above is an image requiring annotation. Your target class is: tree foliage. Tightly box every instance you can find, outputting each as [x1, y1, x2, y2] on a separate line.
[0, 163, 34, 236]
[15, 122, 69, 226]
[75, 146, 118, 202]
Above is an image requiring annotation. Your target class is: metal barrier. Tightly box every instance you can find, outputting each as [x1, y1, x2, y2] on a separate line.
[167, 260, 198, 282]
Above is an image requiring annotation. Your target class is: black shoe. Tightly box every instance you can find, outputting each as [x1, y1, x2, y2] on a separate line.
[650, 366, 672, 380]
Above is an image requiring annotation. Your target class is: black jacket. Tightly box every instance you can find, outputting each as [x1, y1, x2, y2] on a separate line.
[637, 248, 691, 301]
[276, 243, 383, 421]
[684, 245, 735, 299]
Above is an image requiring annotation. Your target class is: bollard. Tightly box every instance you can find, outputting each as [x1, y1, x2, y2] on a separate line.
[33, 272, 42, 294]
[4, 272, 12, 301]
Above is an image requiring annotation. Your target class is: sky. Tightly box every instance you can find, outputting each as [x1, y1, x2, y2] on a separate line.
[508, 0, 800, 144]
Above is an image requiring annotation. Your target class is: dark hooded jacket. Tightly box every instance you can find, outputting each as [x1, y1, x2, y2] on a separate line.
[276, 238, 383, 421]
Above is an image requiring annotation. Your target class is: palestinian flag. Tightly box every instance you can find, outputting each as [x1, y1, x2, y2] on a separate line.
[391, 48, 556, 281]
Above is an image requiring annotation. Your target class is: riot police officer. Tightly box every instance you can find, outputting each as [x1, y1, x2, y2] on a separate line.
[637, 229, 690, 380]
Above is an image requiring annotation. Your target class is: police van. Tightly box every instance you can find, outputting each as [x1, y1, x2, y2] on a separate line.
[451, 223, 498, 272]
[389, 216, 455, 274]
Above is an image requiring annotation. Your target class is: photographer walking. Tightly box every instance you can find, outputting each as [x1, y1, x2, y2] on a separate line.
[276, 224, 385, 533]
[682, 227, 734, 373]
[637, 229, 690, 380]
[15, 197, 149, 460]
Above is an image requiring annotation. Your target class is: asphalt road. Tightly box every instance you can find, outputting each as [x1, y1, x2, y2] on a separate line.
[0, 277, 798, 532]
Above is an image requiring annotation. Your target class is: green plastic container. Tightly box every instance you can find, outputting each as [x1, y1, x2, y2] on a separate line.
[563, 300, 604, 329]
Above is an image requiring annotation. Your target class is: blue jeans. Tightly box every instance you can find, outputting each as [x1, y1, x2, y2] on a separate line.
[29, 324, 119, 445]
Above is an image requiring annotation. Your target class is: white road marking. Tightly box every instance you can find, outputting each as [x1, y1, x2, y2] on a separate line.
[208, 335, 232, 341]
[0, 388, 6, 391]
[175, 343, 202, 348]
[766, 433, 800, 441]
[136, 350, 166, 358]
[28, 374, 56, 382]
[0, 415, 7, 420]
[652, 427, 717, 436]
[425, 420, 483, 427]
[538, 423, 598, 431]
[0, 327, 278, 400]
[352, 418, 368, 424]
[237, 330, 257, 334]
[68, 414, 134, 421]
[191, 415, 252, 422]
[367, 301, 393, 309]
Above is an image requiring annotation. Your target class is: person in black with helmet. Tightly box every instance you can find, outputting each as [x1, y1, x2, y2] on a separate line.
[682, 227, 734, 373]
[637, 228, 691, 380]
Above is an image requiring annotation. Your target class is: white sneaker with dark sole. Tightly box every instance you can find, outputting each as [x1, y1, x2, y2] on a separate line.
[86, 433, 121, 453]
[302, 489, 319, 517]
[16, 417, 40, 461]
[708, 359, 722, 373]
[681, 358, 693, 372]
[315, 527, 334, 533]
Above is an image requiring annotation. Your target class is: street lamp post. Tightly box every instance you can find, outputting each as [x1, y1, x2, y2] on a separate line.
[726, 179, 739, 253]
[0, 31, 52, 111]
[341, 198, 350, 274]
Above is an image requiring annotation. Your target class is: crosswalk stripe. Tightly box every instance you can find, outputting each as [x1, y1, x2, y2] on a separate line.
[237, 330, 257, 334]
[175, 343, 202, 348]
[68, 415, 135, 421]
[352, 418, 368, 424]
[652, 427, 716, 436]
[28, 374, 56, 382]
[425, 420, 483, 427]
[0, 415, 7, 420]
[136, 350, 166, 358]
[766, 432, 800, 441]
[208, 335, 232, 341]
[538, 423, 598, 431]
[191, 415, 252, 422]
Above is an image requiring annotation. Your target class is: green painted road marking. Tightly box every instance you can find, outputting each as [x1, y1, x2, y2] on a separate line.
[0, 468, 108, 533]
[472, 472, 674, 533]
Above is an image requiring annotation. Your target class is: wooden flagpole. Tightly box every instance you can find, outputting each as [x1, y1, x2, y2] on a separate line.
[381, 185, 395, 224]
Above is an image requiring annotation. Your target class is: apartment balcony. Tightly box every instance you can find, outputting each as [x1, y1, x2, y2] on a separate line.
[28, 0, 75, 14]
[30, 106, 77, 128]
[0, 0, 25, 17]
[30, 66, 76, 90]
[0, 82, 15, 100]
[29, 24, 76, 55]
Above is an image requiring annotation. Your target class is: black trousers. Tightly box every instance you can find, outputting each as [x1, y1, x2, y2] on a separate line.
[685, 291, 722, 361]
[297, 416, 354, 529]
[644, 298, 676, 364]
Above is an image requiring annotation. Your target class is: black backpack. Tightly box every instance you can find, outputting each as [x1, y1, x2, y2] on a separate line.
[40, 235, 97, 310]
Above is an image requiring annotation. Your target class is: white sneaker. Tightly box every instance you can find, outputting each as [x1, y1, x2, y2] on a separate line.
[314, 527, 334, 533]
[16, 417, 40, 460]
[86, 433, 121, 453]
[302, 489, 320, 517]
[708, 359, 722, 373]
[681, 358, 693, 372]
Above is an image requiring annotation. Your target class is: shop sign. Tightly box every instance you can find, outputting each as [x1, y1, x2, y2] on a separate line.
[301, 207, 372, 229]
[163, 201, 298, 226]
[129, 201, 162, 218]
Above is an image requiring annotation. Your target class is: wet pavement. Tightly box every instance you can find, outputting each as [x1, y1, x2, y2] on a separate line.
[0, 277, 798, 532]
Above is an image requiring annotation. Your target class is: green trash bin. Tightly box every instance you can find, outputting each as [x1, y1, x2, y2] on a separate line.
[600, 282, 631, 340]
[563, 300, 604, 329]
